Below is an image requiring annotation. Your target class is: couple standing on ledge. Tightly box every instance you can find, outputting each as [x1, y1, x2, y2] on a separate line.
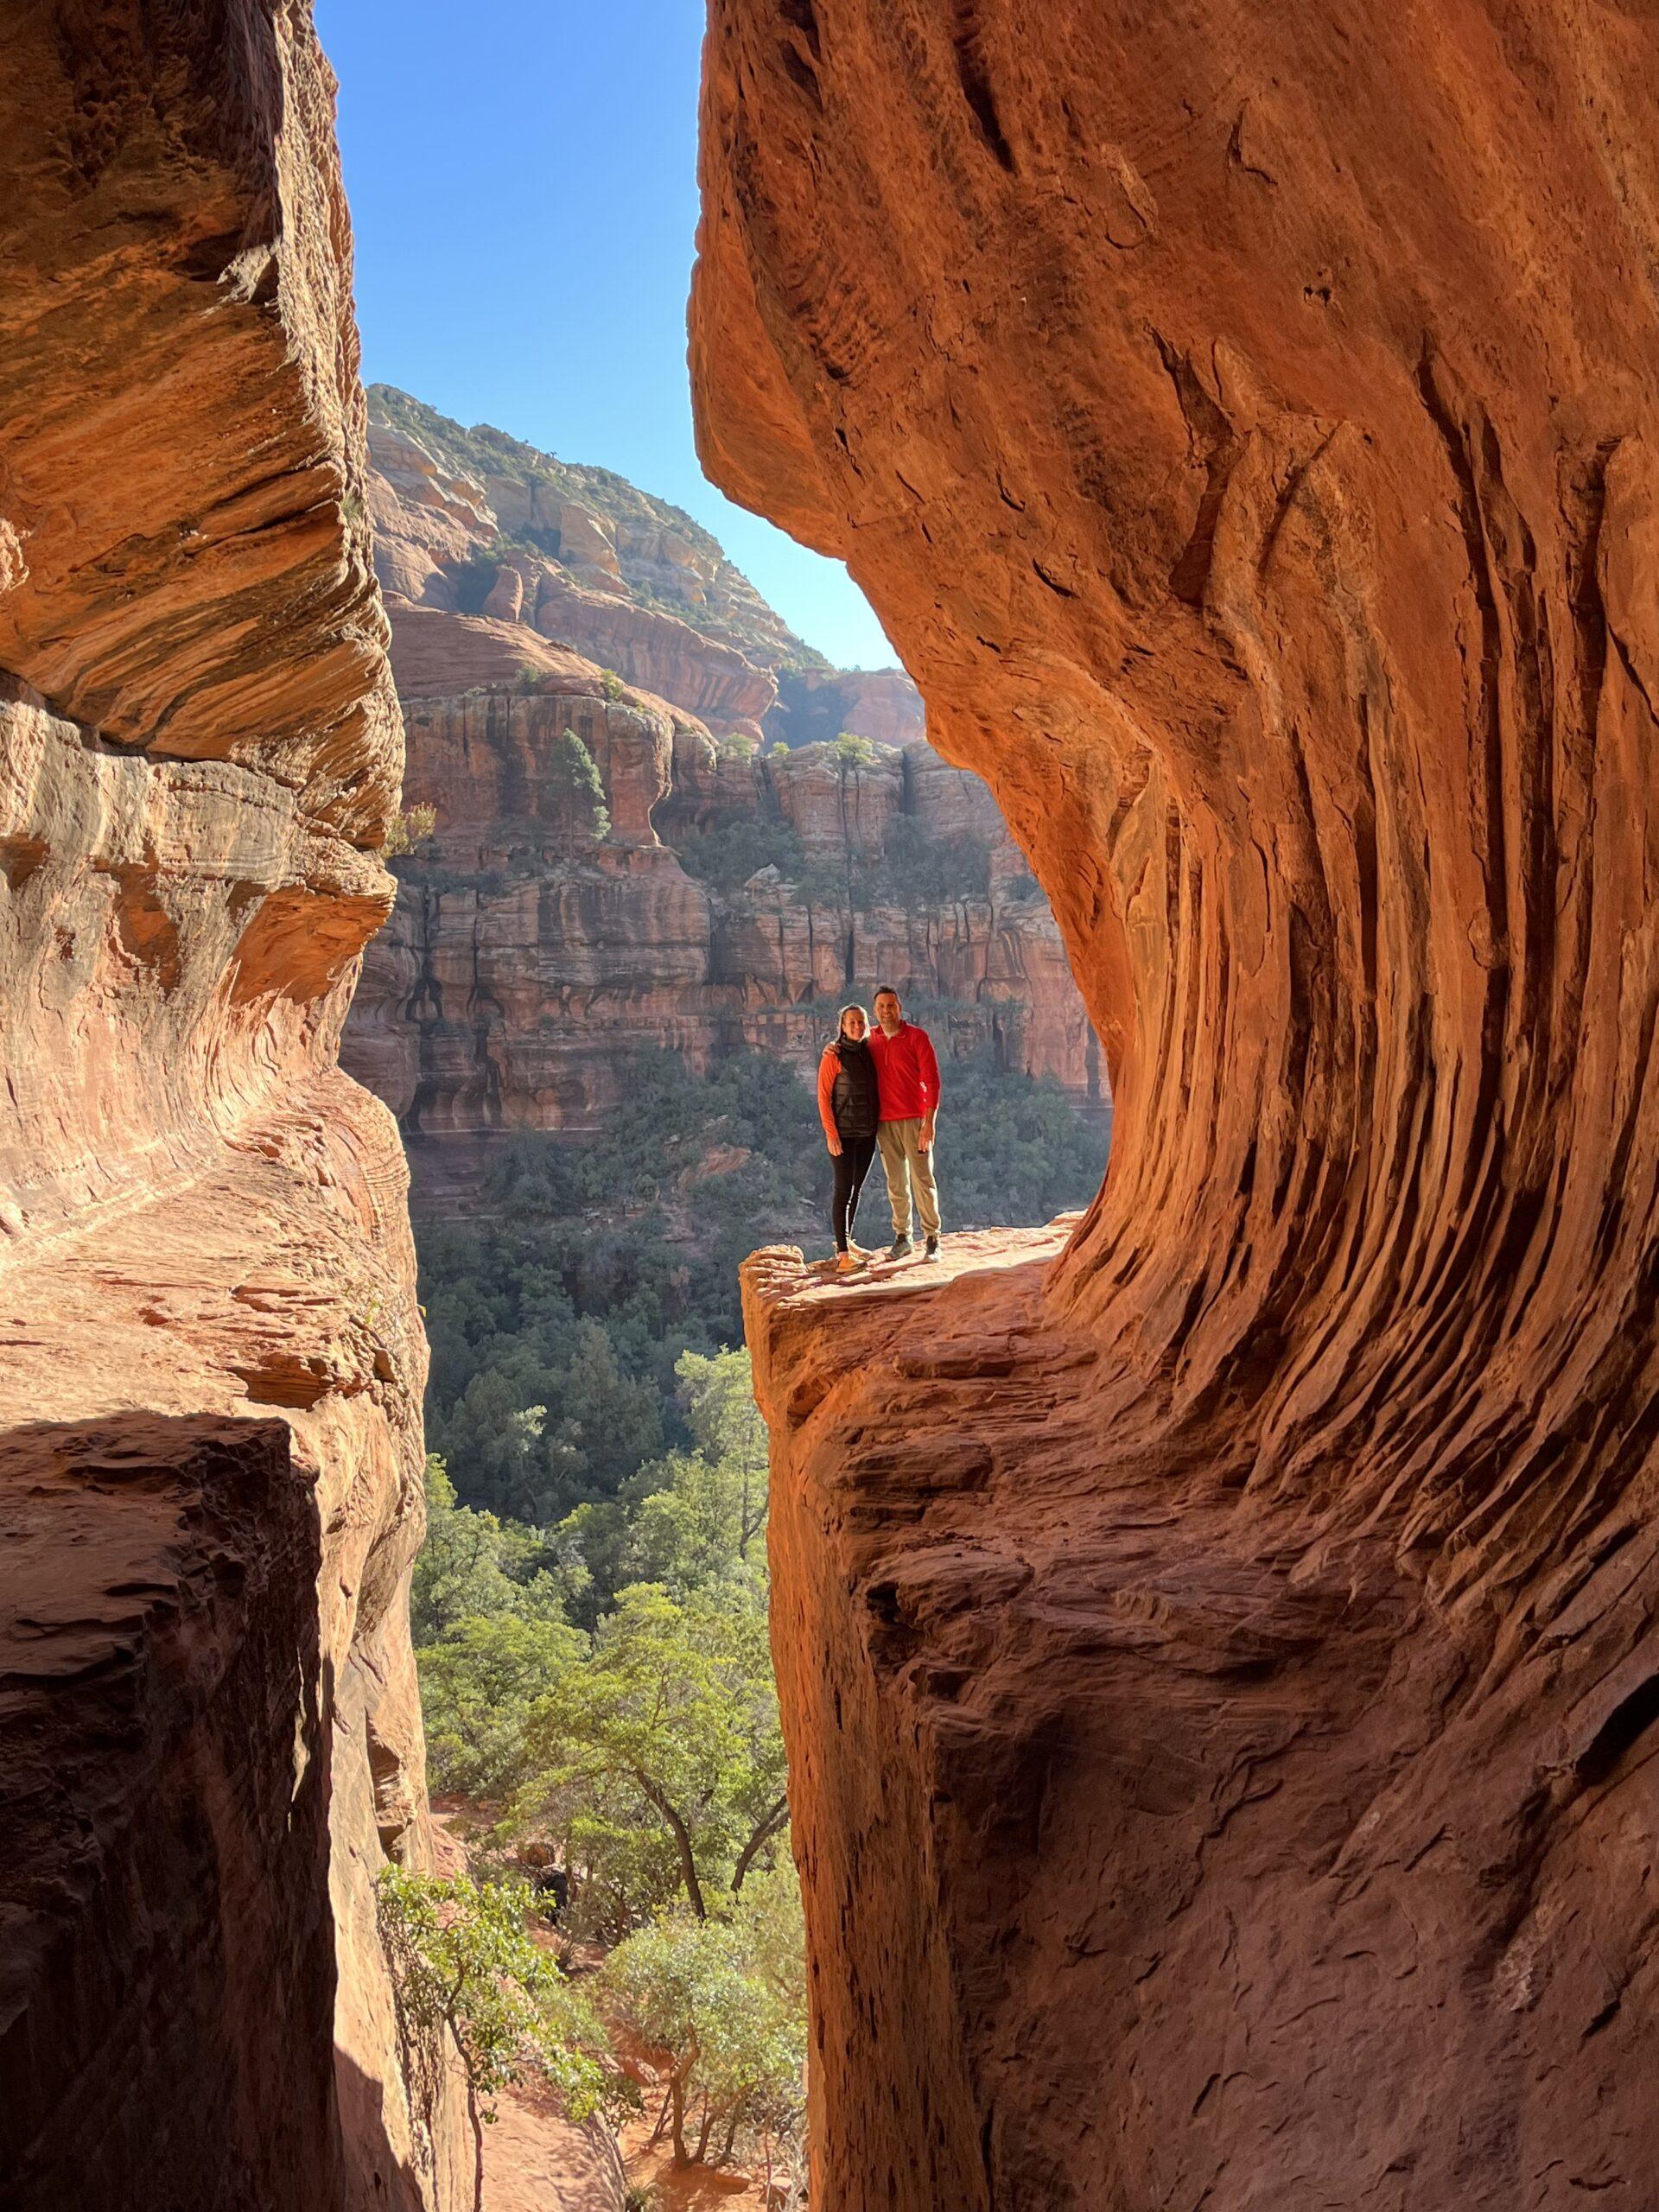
[816, 986, 942, 1275]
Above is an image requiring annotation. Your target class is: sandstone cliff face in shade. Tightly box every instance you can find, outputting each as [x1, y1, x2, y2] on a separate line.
[696, 3, 1659, 2206]
[343, 490, 1100, 1206]
[0, 10, 460, 2207]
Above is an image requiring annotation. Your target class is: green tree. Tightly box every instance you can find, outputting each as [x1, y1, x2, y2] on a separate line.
[559, 1319, 664, 1496]
[412, 1454, 573, 1643]
[418, 1612, 582, 1799]
[550, 728, 610, 843]
[614, 1452, 756, 1599]
[832, 731, 881, 769]
[601, 1889, 806, 2171]
[514, 1583, 788, 1930]
[677, 1347, 767, 1561]
[376, 1869, 625, 2212]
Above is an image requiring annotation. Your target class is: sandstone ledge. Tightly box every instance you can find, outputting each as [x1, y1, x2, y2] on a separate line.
[743, 1223, 1658, 2208]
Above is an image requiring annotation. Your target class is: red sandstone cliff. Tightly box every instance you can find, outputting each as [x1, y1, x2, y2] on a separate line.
[698, 3, 1659, 2206]
[367, 384, 924, 746]
[343, 479, 1097, 1201]
[0, 10, 460, 2206]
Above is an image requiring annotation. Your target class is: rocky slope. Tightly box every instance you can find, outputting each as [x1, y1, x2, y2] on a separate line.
[369, 385, 925, 745]
[344, 432, 1099, 1205]
[0, 11, 460, 2207]
[699, 3, 1659, 2207]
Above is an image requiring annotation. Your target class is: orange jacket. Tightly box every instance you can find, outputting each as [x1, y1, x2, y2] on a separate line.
[817, 1047, 841, 1146]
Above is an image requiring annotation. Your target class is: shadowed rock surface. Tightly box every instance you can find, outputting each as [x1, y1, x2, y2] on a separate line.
[0, 1418, 339, 2208]
[0, 9, 461, 2205]
[699, 3, 1659, 2205]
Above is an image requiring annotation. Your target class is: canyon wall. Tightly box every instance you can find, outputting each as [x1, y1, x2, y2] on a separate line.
[368, 384, 925, 745]
[697, 3, 1659, 2207]
[344, 484, 1097, 1209]
[0, 10, 461, 2206]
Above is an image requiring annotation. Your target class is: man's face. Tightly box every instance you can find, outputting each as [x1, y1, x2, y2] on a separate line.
[874, 992, 902, 1034]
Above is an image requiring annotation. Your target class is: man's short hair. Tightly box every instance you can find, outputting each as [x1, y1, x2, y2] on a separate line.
[873, 984, 901, 1004]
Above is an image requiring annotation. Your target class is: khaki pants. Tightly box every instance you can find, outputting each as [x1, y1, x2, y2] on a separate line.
[877, 1117, 941, 1240]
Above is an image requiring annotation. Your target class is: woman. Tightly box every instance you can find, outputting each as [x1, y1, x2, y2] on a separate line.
[817, 1003, 880, 1273]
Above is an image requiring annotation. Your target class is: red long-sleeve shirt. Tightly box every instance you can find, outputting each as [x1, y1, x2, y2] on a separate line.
[868, 1022, 940, 1122]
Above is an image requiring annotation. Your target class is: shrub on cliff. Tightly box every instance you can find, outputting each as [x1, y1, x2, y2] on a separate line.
[377, 1869, 627, 2212]
[450, 543, 515, 614]
[874, 815, 992, 905]
[550, 728, 611, 843]
[675, 815, 806, 890]
[832, 730, 881, 768]
[382, 801, 438, 858]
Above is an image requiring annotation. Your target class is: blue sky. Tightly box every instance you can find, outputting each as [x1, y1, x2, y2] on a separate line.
[316, 0, 897, 671]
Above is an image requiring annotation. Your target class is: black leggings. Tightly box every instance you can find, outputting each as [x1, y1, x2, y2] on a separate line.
[831, 1133, 879, 1251]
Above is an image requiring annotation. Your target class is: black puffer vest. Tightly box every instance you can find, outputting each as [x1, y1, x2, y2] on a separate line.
[830, 1038, 880, 1139]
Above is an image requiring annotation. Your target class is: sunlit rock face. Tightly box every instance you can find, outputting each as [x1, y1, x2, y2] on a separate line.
[0, 9, 461, 2206]
[698, 3, 1659, 2206]
[366, 387, 797, 738]
[341, 589, 1099, 1211]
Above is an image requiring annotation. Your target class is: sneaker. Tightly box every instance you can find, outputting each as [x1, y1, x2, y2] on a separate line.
[923, 1236, 941, 1261]
[886, 1235, 914, 1261]
[836, 1249, 864, 1275]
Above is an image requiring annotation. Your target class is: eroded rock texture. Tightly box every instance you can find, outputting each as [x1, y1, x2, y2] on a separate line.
[702, 3, 1659, 2204]
[0, 10, 459, 2206]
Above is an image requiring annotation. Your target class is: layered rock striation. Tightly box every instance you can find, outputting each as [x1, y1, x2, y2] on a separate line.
[367, 384, 924, 745]
[701, 3, 1659, 2206]
[0, 10, 459, 2206]
[342, 605, 1096, 1203]
[346, 462, 1106, 1211]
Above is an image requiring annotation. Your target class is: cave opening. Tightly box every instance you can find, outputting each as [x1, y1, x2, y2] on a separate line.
[13, 1, 1657, 2209]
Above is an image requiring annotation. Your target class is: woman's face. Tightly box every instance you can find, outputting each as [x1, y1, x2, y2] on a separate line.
[842, 1007, 868, 1042]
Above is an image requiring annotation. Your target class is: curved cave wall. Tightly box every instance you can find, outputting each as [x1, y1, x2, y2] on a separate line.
[0, 8, 461, 2207]
[695, 3, 1659, 2207]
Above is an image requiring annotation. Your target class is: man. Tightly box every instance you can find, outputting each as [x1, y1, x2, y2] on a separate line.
[868, 985, 943, 1262]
